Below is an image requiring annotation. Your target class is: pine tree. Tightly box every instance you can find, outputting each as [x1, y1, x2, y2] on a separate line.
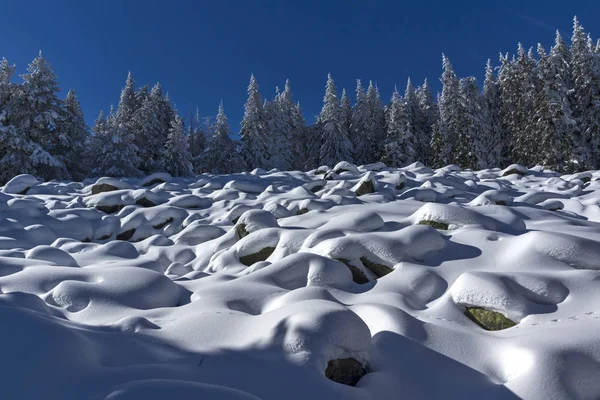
[460, 77, 486, 169]
[350, 79, 370, 164]
[267, 81, 295, 171]
[366, 81, 386, 162]
[438, 54, 465, 166]
[188, 107, 206, 166]
[55, 89, 89, 180]
[570, 17, 600, 168]
[481, 59, 503, 168]
[18, 51, 68, 180]
[416, 79, 437, 166]
[201, 102, 242, 174]
[291, 102, 308, 169]
[533, 44, 574, 170]
[318, 74, 353, 166]
[132, 82, 167, 173]
[163, 115, 193, 177]
[404, 78, 422, 163]
[240, 74, 268, 169]
[340, 89, 352, 141]
[383, 87, 415, 166]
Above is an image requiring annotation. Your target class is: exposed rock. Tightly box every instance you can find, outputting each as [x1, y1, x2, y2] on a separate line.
[17, 187, 31, 195]
[135, 197, 156, 207]
[239, 247, 276, 266]
[297, 208, 309, 215]
[98, 234, 111, 240]
[360, 257, 393, 278]
[96, 205, 123, 214]
[153, 217, 174, 230]
[236, 223, 249, 239]
[335, 258, 369, 284]
[502, 169, 526, 177]
[325, 358, 367, 386]
[310, 185, 324, 193]
[116, 229, 136, 241]
[464, 307, 516, 331]
[91, 183, 120, 195]
[418, 220, 449, 230]
[142, 178, 166, 187]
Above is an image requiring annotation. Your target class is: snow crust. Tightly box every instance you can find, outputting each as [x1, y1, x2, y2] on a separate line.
[1, 163, 600, 399]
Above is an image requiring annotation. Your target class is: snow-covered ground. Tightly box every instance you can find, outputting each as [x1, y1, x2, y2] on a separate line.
[1, 162, 600, 399]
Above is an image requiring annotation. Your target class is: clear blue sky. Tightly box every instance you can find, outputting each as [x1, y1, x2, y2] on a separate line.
[1, 0, 598, 132]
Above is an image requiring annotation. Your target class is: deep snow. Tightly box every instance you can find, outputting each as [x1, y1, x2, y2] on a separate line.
[1, 162, 600, 399]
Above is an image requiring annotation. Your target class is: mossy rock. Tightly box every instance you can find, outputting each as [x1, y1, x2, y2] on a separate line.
[239, 247, 276, 266]
[464, 307, 516, 331]
[324, 172, 337, 180]
[153, 217, 174, 230]
[502, 169, 526, 177]
[495, 201, 507, 206]
[335, 168, 350, 174]
[116, 229, 136, 241]
[360, 257, 393, 278]
[310, 185, 324, 193]
[236, 223, 249, 239]
[395, 182, 405, 190]
[98, 234, 111, 240]
[418, 220, 449, 230]
[335, 258, 369, 284]
[92, 183, 120, 195]
[231, 216, 240, 224]
[142, 178, 165, 187]
[96, 204, 124, 214]
[581, 176, 591, 183]
[325, 358, 366, 386]
[297, 208, 309, 215]
[355, 180, 375, 196]
[314, 170, 327, 175]
[135, 197, 156, 207]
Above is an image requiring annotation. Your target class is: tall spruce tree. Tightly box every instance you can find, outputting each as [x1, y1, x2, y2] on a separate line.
[163, 115, 193, 177]
[482, 59, 504, 168]
[438, 54, 464, 166]
[460, 77, 487, 169]
[240, 74, 268, 169]
[416, 79, 437, 166]
[350, 79, 370, 165]
[55, 89, 89, 180]
[318, 74, 353, 166]
[366, 81, 386, 163]
[202, 102, 242, 174]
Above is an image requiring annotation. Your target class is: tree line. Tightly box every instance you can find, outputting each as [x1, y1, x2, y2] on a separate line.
[0, 17, 597, 184]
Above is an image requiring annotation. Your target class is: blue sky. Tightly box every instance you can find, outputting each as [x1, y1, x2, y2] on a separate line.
[1, 0, 598, 132]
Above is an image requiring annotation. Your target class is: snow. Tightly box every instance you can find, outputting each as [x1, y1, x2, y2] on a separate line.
[2, 163, 600, 399]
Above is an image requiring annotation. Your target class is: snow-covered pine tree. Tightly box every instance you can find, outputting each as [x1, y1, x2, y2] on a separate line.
[188, 107, 206, 167]
[481, 59, 503, 168]
[318, 74, 353, 166]
[438, 54, 464, 166]
[510, 44, 537, 165]
[201, 102, 242, 174]
[304, 122, 322, 170]
[291, 102, 308, 169]
[95, 76, 142, 177]
[0, 58, 38, 183]
[18, 51, 69, 180]
[570, 17, 600, 168]
[350, 79, 370, 165]
[132, 82, 167, 173]
[403, 78, 421, 163]
[163, 115, 193, 177]
[416, 79, 438, 166]
[460, 77, 488, 169]
[340, 88, 352, 142]
[533, 44, 574, 171]
[366, 81, 386, 163]
[240, 74, 268, 170]
[267, 81, 295, 171]
[383, 87, 414, 166]
[135, 85, 149, 111]
[55, 89, 89, 180]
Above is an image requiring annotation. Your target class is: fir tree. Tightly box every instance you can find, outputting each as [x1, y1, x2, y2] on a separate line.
[163, 115, 194, 177]
[350, 79, 370, 164]
[55, 89, 89, 180]
[481, 59, 503, 168]
[201, 102, 242, 174]
[438, 54, 465, 166]
[460, 77, 486, 169]
[318, 74, 353, 166]
[366, 81, 386, 162]
[416, 79, 437, 165]
[240, 74, 268, 169]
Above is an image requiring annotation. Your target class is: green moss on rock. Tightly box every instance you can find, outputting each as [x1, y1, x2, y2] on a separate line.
[325, 358, 366, 386]
[236, 223, 249, 239]
[335, 258, 369, 284]
[418, 220, 449, 230]
[360, 257, 393, 278]
[239, 247, 276, 266]
[464, 307, 516, 331]
[297, 208, 309, 215]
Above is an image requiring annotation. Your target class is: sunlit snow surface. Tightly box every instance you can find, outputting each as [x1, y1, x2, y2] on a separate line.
[2, 162, 600, 399]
